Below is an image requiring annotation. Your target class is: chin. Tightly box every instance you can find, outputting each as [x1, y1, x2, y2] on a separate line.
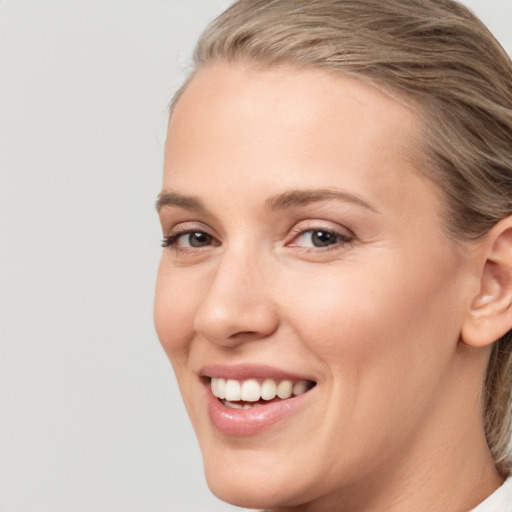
[205, 467, 297, 510]
[201, 445, 323, 510]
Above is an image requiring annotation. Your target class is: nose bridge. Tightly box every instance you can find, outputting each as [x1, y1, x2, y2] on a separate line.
[194, 242, 278, 344]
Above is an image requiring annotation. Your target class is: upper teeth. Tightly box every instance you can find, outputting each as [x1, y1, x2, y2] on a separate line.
[210, 377, 310, 402]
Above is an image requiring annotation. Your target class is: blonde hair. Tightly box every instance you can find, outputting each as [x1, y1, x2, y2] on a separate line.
[176, 0, 512, 475]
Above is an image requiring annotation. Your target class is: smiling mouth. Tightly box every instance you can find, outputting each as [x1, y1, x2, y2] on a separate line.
[209, 377, 316, 409]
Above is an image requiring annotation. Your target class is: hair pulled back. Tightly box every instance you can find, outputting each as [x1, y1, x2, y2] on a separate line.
[175, 0, 512, 475]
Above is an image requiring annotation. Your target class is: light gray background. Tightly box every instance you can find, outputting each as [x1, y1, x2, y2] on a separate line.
[1, 1, 511, 511]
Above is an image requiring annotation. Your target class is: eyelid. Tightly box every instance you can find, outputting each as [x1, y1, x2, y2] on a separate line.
[164, 220, 214, 238]
[161, 221, 220, 249]
[285, 220, 355, 250]
[287, 219, 354, 240]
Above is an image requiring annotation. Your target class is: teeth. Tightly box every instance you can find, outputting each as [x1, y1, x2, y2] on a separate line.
[223, 400, 244, 409]
[277, 380, 293, 399]
[225, 379, 241, 401]
[211, 377, 312, 402]
[293, 380, 308, 395]
[211, 377, 219, 397]
[261, 379, 277, 400]
[215, 378, 226, 399]
[222, 400, 264, 409]
[241, 379, 261, 402]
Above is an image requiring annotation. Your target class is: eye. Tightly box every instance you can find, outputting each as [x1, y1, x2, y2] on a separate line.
[162, 230, 217, 249]
[288, 228, 353, 249]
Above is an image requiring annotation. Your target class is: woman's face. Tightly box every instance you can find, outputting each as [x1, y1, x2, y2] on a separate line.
[154, 63, 474, 509]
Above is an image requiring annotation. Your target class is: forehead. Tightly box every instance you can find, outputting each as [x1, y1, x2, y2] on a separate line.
[164, 62, 439, 222]
[166, 62, 419, 171]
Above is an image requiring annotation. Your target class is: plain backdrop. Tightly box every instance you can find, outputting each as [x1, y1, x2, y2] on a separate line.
[1, 1, 511, 511]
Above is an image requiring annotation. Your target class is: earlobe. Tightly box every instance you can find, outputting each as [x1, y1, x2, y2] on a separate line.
[462, 218, 512, 348]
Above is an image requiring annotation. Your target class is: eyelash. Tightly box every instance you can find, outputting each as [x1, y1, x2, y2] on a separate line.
[161, 225, 354, 252]
[161, 230, 217, 250]
[287, 227, 354, 251]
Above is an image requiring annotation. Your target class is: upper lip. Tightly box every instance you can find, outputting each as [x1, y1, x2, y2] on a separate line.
[199, 364, 316, 383]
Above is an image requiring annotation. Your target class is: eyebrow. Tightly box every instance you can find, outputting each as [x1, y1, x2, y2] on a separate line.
[266, 189, 378, 213]
[155, 191, 206, 212]
[155, 188, 377, 213]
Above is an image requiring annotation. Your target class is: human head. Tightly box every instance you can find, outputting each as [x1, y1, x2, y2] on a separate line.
[169, 0, 512, 475]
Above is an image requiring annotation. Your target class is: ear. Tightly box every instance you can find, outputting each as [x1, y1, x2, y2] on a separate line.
[462, 217, 512, 348]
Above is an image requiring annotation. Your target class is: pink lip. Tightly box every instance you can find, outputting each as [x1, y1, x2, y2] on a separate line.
[200, 364, 314, 382]
[200, 365, 316, 437]
[205, 388, 313, 436]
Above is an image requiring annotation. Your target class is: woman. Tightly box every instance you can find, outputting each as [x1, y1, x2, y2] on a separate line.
[154, 0, 512, 510]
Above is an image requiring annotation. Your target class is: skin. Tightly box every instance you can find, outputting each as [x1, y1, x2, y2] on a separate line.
[154, 62, 503, 511]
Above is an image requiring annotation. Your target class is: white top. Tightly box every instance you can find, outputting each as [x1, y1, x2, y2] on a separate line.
[470, 476, 512, 512]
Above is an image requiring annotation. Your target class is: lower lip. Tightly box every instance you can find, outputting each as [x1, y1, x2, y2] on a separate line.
[205, 383, 314, 436]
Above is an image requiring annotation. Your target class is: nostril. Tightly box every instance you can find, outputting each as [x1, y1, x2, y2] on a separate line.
[193, 273, 280, 346]
[229, 330, 261, 340]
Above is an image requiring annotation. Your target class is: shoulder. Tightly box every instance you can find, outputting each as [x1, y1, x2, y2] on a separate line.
[469, 476, 512, 512]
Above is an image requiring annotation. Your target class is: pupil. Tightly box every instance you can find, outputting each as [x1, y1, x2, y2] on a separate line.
[190, 232, 210, 247]
[312, 230, 336, 247]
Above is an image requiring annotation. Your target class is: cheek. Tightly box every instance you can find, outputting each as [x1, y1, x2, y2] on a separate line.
[154, 259, 208, 426]
[273, 252, 466, 468]
[279, 249, 464, 382]
[154, 258, 198, 363]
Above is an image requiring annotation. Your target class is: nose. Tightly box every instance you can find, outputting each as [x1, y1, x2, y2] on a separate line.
[193, 250, 279, 346]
